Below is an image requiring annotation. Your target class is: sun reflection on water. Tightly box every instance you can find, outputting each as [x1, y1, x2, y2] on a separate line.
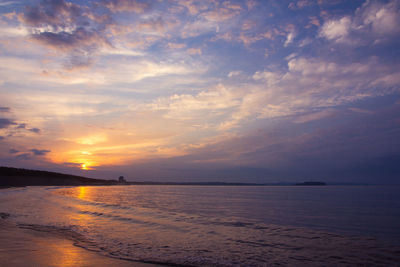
[78, 186, 87, 199]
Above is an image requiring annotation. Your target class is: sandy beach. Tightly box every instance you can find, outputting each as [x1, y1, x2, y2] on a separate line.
[0, 218, 160, 267]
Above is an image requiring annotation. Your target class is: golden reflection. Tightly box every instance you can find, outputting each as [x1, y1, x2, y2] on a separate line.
[66, 187, 93, 234]
[78, 186, 87, 200]
[50, 240, 81, 267]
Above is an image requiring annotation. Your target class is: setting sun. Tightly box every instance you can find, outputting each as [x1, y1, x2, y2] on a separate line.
[80, 164, 89, 170]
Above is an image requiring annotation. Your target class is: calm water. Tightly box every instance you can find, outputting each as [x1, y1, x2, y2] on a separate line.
[1, 185, 400, 266]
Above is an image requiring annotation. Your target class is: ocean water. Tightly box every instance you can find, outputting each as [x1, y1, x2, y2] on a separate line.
[0, 185, 399, 266]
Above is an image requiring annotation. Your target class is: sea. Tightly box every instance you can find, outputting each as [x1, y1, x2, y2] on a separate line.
[0, 185, 399, 266]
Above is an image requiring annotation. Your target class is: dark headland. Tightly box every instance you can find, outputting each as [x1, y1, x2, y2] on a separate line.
[0, 166, 118, 187]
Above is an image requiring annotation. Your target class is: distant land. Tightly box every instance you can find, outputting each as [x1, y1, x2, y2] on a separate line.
[0, 166, 331, 187]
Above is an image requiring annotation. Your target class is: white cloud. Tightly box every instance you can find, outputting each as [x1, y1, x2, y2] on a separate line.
[221, 56, 400, 129]
[100, 46, 144, 56]
[227, 71, 242, 77]
[0, 26, 29, 37]
[149, 84, 240, 121]
[138, 54, 400, 132]
[293, 109, 336, 124]
[186, 48, 202, 55]
[181, 19, 217, 38]
[319, 16, 351, 43]
[253, 71, 282, 86]
[320, 0, 400, 44]
[284, 31, 296, 46]
[359, 0, 400, 36]
[0, 1, 16, 7]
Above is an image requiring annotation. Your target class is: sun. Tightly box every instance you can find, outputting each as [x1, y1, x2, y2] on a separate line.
[81, 163, 90, 170]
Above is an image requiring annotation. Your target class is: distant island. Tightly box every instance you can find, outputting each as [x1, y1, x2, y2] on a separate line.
[295, 181, 326, 186]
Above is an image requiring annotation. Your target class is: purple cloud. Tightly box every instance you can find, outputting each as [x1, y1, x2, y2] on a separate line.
[0, 118, 15, 129]
[22, 0, 82, 29]
[30, 149, 51, 156]
[29, 128, 41, 133]
[20, 0, 112, 67]
[15, 153, 33, 160]
[9, 149, 19, 154]
[17, 123, 26, 129]
[0, 107, 10, 112]
[15, 123, 40, 133]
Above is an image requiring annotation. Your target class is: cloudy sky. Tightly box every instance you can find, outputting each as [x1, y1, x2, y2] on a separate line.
[0, 0, 399, 183]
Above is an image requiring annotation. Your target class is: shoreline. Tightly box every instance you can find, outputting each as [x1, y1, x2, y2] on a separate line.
[0, 218, 162, 267]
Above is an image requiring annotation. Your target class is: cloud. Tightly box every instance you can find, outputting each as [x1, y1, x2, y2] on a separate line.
[17, 123, 26, 129]
[227, 71, 242, 77]
[348, 107, 374, 114]
[102, 0, 149, 13]
[284, 31, 296, 47]
[167, 42, 186, 49]
[149, 84, 240, 121]
[221, 56, 400, 129]
[0, 25, 29, 37]
[246, 0, 256, 10]
[0, 118, 15, 128]
[181, 19, 217, 38]
[293, 109, 337, 124]
[0, 1, 17, 7]
[252, 71, 282, 86]
[19, 0, 112, 67]
[137, 17, 167, 34]
[15, 123, 41, 133]
[0, 107, 10, 112]
[31, 29, 109, 52]
[307, 16, 320, 28]
[201, 2, 242, 22]
[30, 149, 51, 156]
[176, 0, 207, 16]
[29, 128, 41, 133]
[358, 0, 400, 36]
[320, 0, 400, 44]
[9, 148, 19, 154]
[20, 0, 82, 29]
[289, 0, 314, 10]
[15, 153, 32, 160]
[319, 16, 351, 43]
[186, 48, 202, 55]
[213, 28, 275, 48]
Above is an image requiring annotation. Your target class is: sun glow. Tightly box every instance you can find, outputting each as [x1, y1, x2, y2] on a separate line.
[81, 163, 90, 170]
[76, 133, 107, 145]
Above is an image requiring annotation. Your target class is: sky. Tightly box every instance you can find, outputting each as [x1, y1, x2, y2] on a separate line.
[0, 0, 399, 183]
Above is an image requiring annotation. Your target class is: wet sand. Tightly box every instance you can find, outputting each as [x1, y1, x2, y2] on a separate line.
[0, 219, 161, 267]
